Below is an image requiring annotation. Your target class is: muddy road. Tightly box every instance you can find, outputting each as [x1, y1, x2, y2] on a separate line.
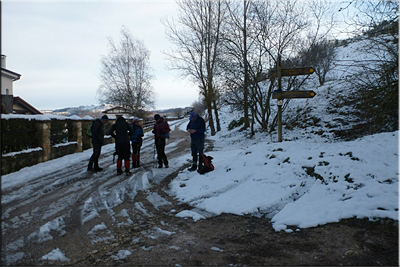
[2, 119, 398, 266]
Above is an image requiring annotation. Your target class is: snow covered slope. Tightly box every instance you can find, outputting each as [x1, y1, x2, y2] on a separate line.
[168, 37, 398, 232]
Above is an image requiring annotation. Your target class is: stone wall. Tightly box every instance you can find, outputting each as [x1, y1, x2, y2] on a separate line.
[1, 116, 116, 175]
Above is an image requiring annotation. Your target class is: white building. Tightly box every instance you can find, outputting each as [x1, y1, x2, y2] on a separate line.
[1, 55, 41, 114]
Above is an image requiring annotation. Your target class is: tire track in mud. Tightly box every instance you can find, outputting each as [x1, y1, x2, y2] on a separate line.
[1, 119, 202, 265]
[3, 119, 397, 266]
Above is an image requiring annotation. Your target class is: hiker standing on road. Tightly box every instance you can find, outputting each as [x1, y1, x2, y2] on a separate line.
[130, 118, 144, 168]
[88, 115, 109, 172]
[187, 111, 206, 172]
[152, 114, 171, 168]
[109, 116, 133, 175]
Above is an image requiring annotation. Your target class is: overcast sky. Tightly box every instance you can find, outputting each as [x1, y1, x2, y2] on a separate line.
[2, 1, 199, 111]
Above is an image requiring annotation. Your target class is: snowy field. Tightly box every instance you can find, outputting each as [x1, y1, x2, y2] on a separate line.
[171, 115, 398, 232]
[169, 36, 399, 232]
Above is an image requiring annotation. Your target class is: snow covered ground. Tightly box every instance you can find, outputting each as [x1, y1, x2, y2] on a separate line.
[1, 35, 398, 265]
[170, 112, 398, 232]
[167, 36, 398, 232]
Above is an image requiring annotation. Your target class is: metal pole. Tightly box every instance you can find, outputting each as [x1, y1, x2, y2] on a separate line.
[278, 104, 282, 142]
[277, 54, 283, 142]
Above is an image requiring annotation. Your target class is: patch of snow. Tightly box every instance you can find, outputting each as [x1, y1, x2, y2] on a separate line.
[3, 147, 43, 157]
[88, 222, 107, 234]
[52, 141, 78, 148]
[111, 250, 132, 260]
[142, 173, 151, 190]
[28, 216, 66, 243]
[176, 210, 206, 222]
[41, 248, 70, 261]
[146, 192, 172, 210]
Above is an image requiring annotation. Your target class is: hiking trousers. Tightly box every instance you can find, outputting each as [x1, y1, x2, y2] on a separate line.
[155, 138, 168, 166]
[191, 138, 204, 166]
[89, 143, 102, 168]
[116, 141, 131, 161]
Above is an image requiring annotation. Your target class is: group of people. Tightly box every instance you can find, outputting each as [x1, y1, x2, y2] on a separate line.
[87, 111, 206, 175]
[87, 114, 146, 174]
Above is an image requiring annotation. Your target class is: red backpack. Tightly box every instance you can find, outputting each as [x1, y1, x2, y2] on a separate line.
[198, 154, 214, 174]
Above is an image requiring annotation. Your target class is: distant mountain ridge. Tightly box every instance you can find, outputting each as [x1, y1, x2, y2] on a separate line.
[51, 104, 113, 113]
[42, 104, 193, 118]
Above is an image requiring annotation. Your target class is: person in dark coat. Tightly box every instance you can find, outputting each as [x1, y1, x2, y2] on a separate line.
[187, 111, 206, 171]
[108, 116, 133, 174]
[88, 115, 109, 171]
[130, 118, 144, 168]
[152, 114, 171, 168]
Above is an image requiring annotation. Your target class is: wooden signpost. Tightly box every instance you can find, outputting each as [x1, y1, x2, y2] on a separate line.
[270, 67, 315, 78]
[272, 90, 316, 99]
[274, 55, 316, 142]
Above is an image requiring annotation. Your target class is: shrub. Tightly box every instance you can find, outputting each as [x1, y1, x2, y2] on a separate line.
[228, 117, 245, 131]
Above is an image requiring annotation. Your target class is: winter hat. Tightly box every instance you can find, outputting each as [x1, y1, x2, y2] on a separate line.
[190, 111, 198, 121]
[101, 115, 109, 121]
[116, 116, 125, 122]
[154, 114, 161, 121]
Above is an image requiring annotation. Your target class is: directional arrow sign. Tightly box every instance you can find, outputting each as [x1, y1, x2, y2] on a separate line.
[270, 67, 315, 78]
[272, 90, 316, 99]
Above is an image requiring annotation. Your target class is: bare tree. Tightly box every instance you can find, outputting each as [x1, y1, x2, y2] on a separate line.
[250, 0, 309, 132]
[191, 98, 207, 117]
[335, 0, 398, 135]
[219, 0, 257, 131]
[299, 0, 338, 86]
[297, 39, 337, 86]
[97, 26, 156, 115]
[163, 0, 227, 136]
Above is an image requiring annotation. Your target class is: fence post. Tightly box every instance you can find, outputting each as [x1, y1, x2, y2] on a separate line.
[37, 121, 51, 161]
[68, 120, 83, 153]
[76, 121, 83, 152]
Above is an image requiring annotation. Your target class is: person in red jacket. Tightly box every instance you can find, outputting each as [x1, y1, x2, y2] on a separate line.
[152, 114, 171, 168]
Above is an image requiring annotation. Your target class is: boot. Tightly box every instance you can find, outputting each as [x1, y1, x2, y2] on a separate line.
[125, 160, 131, 174]
[132, 155, 137, 168]
[117, 160, 123, 174]
[136, 154, 141, 167]
[188, 164, 197, 172]
[87, 162, 93, 171]
[93, 160, 103, 171]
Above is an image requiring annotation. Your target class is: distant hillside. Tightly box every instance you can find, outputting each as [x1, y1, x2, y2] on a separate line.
[153, 107, 193, 118]
[41, 104, 113, 118]
[41, 104, 193, 119]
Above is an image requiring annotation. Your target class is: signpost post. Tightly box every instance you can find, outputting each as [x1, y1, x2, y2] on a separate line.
[273, 56, 316, 142]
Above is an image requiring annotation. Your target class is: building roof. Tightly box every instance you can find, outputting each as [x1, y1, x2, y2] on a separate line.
[13, 96, 42, 115]
[1, 68, 21, 81]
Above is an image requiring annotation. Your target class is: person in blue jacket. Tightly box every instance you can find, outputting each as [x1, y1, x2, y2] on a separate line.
[186, 111, 206, 171]
[130, 118, 144, 168]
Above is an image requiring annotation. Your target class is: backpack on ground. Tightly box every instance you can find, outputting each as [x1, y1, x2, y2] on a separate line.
[86, 121, 94, 138]
[198, 154, 214, 175]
